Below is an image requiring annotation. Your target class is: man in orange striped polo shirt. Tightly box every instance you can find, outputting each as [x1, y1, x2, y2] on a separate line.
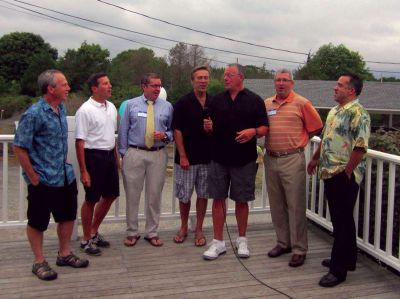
[264, 69, 323, 267]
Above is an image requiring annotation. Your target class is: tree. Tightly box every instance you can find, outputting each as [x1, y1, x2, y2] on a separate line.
[0, 32, 57, 82]
[20, 51, 57, 96]
[58, 42, 110, 91]
[295, 43, 373, 80]
[109, 47, 168, 88]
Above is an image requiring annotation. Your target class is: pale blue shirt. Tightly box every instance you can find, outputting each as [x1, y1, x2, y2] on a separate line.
[118, 95, 173, 155]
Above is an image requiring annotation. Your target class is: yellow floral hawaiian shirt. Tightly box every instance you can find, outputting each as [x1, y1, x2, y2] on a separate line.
[319, 99, 370, 185]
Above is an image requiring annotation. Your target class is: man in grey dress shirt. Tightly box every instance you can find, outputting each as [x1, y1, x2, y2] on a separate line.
[118, 73, 173, 247]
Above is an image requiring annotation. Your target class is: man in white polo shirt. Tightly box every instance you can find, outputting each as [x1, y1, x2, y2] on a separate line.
[75, 72, 119, 256]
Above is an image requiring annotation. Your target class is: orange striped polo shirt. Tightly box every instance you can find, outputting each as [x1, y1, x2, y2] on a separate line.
[264, 91, 323, 152]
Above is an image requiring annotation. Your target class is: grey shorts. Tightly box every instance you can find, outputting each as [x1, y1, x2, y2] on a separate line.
[208, 160, 257, 202]
[174, 163, 210, 203]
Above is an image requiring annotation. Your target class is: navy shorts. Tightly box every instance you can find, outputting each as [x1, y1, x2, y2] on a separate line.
[208, 160, 257, 202]
[84, 148, 120, 202]
[27, 180, 78, 232]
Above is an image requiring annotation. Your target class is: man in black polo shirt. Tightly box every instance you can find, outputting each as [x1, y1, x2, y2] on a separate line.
[172, 65, 212, 247]
[203, 64, 268, 260]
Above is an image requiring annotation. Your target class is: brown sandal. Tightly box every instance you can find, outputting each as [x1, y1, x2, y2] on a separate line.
[195, 233, 207, 247]
[173, 230, 188, 244]
[124, 235, 140, 247]
[144, 236, 163, 247]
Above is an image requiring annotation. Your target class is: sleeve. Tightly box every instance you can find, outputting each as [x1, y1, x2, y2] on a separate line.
[171, 100, 182, 131]
[75, 107, 89, 140]
[165, 103, 174, 141]
[13, 111, 36, 150]
[302, 101, 323, 133]
[351, 108, 370, 151]
[118, 101, 131, 155]
[254, 96, 269, 127]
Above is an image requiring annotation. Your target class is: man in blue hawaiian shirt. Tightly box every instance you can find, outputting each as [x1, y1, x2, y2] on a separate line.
[13, 70, 88, 281]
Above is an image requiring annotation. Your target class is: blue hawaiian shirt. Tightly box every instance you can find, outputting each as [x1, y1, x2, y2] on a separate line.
[13, 98, 75, 186]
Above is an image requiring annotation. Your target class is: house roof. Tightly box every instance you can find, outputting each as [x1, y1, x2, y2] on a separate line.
[245, 79, 400, 111]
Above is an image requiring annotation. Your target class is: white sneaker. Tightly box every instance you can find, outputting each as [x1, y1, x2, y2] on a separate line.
[203, 239, 226, 260]
[236, 237, 250, 258]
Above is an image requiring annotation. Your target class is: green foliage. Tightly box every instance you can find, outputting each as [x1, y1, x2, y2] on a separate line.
[20, 51, 57, 96]
[0, 94, 33, 118]
[369, 128, 400, 155]
[295, 43, 373, 81]
[0, 76, 7, 94]
[0, 32, 57, 82]
[109, 47, 168, 89]
[244, 64, 274, 79]
[207, 78, 224, 95]
[58, 42, 110, 91]
[111, 84, 142, 108]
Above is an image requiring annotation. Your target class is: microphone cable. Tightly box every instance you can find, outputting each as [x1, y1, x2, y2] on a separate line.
[224, 221, 294, 299]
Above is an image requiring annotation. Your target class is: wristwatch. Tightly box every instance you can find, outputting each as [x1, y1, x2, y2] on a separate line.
[162, 134, 169, 144]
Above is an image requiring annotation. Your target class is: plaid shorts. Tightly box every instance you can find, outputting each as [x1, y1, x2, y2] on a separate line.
[174, 163, 210, 203]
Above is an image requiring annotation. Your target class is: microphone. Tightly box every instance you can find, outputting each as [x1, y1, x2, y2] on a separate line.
[203, 106, 210, 119]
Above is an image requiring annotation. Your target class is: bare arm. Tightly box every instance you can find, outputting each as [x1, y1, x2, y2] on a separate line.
[75, 139, 91, 187]
[174, 129, 189, 170]
[235, 125, 268, 144]
[307, 142, 322, 175]
[13, 145, 39, 186]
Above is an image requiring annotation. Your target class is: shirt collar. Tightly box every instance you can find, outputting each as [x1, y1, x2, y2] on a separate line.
[39, 97, 63, 113]
[89, 97, 107, 108]
[334, 98, 360, 113]
[273, 90, 295, 104]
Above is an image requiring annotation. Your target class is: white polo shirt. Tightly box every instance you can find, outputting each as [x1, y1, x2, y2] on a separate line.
[75, 97, 118, 150]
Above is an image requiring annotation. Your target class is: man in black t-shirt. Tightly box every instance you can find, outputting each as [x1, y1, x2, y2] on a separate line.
[172, 65, 212, 247]
[203, 64, 268, 260]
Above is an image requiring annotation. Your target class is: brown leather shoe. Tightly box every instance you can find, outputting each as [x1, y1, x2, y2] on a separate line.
[267, 245, 292, 258]
[289, 254, 306, 267]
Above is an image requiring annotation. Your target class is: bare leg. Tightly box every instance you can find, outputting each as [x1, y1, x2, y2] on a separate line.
[195, 197, 207, 233]
[90, 197, 116, 235]
[179, 201, 190, 233]
[235, 202, 249, 237]
[81, 200, 95, 241]
[212, 199, 226, 241]
[57, 220, 74, 256]
[27, 225, 45, 263]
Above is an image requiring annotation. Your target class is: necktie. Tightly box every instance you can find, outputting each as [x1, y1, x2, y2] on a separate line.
[145, 101, 154, 148]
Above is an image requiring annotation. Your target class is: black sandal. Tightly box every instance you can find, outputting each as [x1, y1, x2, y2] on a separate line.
[32, 261, 58, 281]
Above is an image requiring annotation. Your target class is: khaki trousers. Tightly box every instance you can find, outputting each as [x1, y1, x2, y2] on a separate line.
[122, 147, 168, 238]
[264, 152, 308, 255]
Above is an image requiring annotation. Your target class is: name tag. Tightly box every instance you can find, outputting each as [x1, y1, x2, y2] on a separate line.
[138, 112, 147, 117]
[267, 109, 277, 116]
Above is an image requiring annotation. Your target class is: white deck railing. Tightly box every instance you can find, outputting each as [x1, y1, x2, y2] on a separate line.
[1, 132, 399, 272]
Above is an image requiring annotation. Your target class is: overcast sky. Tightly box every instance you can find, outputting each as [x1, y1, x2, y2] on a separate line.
[1, 0, 400, 77]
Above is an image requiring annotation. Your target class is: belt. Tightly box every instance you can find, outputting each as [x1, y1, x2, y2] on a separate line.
[130, 145, 165, 151]
[266, 148, 304, 158]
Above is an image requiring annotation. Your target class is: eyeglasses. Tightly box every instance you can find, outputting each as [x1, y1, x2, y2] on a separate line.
[147, 84, 162, 89]
[274, 78, 292, 83]
[224, 73, 240, 79]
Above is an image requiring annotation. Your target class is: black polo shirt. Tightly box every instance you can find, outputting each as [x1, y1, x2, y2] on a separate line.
[172, 91, 212, 165]
[209, 88, 268, 166]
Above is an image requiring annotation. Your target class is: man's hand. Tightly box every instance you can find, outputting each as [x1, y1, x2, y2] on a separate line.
[307, 159, 318, 175]
[180, 156, 190, 170]
[29, 172, 40, 186]
[235, 128, 256, 144]
[203, 118, 213, 133]
[80, 170, 91, 187]
[153, 131, 165, 141]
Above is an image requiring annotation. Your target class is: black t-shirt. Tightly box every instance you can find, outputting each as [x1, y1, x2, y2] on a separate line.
[172, 91, 213, 165]
[209, 88, 268, 166]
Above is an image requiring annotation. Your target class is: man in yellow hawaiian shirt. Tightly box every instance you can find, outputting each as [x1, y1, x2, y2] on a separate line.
[307, 73, 370, 288]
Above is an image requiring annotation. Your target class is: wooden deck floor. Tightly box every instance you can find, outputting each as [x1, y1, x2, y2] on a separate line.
[1, 222, 399, 299]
